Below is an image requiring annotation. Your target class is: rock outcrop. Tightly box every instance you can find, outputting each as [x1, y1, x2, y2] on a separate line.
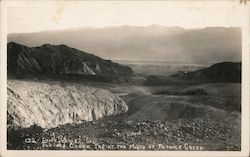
[7, 80, 128, 129]
[7, 42, 133, 78]
[171, 62, 241, 83]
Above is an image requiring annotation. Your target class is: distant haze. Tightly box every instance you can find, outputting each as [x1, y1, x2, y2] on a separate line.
[8, 26, 241, 64]
[7, 1, 242, 34]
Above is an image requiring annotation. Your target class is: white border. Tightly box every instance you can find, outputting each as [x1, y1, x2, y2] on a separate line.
[0, 1, 249, 157]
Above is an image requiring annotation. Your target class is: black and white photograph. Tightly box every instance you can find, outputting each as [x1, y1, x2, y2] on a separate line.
[1, 0, 249, 156]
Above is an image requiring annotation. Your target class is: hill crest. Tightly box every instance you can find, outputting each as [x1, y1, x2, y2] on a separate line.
[7, 42, 133, 80]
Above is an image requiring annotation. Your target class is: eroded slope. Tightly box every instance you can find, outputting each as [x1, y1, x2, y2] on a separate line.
[7, 80, 128, 128]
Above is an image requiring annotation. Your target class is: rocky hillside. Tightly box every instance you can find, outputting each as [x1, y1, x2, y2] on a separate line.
[7, 80, 128, 128]
[7, 42, 133, 78]
[172, 62, 241, 83]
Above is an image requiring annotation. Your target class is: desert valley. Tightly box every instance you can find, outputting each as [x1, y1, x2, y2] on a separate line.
[7, 31, 241, 150]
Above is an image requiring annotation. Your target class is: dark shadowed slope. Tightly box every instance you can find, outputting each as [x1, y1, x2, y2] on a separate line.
[7, 42, 133, 80]
[172, 62, 241, 83]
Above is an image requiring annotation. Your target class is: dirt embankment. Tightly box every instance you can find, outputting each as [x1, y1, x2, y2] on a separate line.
[7, 80, 128, 129]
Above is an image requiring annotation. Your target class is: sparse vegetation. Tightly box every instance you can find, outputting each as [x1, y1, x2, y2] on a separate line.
[7, 118, 240, 151]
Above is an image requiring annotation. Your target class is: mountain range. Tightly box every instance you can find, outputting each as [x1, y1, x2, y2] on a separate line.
[8, 42, 242, 84]
[8, 26, 241, 64]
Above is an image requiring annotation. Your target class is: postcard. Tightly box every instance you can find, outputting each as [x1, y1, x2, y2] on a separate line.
[0, 0, 249, 157]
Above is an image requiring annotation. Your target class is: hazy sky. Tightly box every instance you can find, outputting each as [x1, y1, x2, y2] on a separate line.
[7, 1, 242, 34]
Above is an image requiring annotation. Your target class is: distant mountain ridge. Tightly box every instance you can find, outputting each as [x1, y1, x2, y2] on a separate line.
[7, 42, 133, 79]
[8, 26, 241, 63]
